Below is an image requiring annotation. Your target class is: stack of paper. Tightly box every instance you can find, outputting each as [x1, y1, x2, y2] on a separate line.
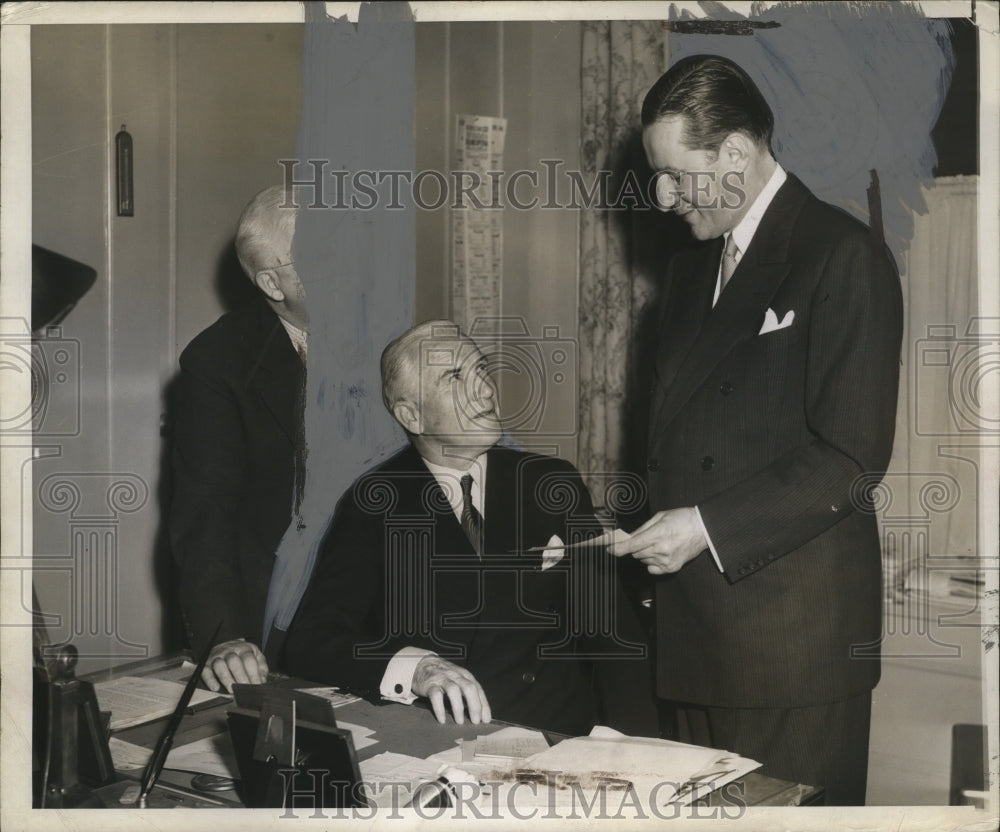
[503, 728, 760, 810]
[94, 676, 226, 730]
[473, 731, 550, 762]
[425, 726, 550, 778]
[295, 686, 362, 708]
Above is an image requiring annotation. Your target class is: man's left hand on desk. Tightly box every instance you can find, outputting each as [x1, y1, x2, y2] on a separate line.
[411, 656, 492, 727]
[202, 639, 269, 692]
[610, 507, 707, 575]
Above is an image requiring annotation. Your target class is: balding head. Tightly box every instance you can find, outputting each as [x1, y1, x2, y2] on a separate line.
[381, 320, 458, 411]
[380, 320, 502, 466]
[234, 185, 300, 280]
[234, 185, 308, 329]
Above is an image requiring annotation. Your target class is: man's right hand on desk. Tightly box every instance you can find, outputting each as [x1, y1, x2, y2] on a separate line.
[411, 655, 492, 726]
[202, 638, 269, 692]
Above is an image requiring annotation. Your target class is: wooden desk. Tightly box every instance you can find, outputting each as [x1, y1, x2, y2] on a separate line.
[84, 653, 823, 809]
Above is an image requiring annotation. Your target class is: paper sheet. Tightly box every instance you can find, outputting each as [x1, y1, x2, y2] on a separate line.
[94, 676, 224, 730]
[359, 751, 442, 808]
[165, 733, 240, 778]
[474, 728, 550, 761]
[108, 733, 239, 778]
[295, 686, 361, 707]
[337, 720, 379, 751]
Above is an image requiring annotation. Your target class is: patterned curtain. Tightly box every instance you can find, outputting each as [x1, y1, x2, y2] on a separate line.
[578, 21, 667, 501]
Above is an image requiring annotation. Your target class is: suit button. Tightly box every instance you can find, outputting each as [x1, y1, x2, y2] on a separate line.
[719, 382, 734, 396]
[647, 458, 660, 472]
[700, 456, 714, 471]
[522, 672, 535, 684]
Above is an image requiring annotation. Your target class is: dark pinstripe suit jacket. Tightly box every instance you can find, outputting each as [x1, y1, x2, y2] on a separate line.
[646, 174, 903, 709]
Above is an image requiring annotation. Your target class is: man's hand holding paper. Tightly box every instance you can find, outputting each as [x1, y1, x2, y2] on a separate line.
[602, 509, 708, 575]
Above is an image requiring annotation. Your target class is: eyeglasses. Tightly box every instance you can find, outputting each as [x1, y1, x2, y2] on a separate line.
[254, 260, 295, 279]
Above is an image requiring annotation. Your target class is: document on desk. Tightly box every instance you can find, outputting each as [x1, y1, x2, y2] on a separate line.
[474, 729, 550, 761]
[505, 731, 761, 809]
[296, 686, 362, 707]
[95, 676, 227, 730]
[108, 734, 239, 779]
[359, 752, 442, 808]
[423, 727, 550, 777]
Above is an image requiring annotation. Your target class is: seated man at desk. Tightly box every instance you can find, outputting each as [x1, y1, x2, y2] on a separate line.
[285, 321, 656, 737]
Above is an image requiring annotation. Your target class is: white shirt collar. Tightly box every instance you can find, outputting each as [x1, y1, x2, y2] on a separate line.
[729, 162, 787, 260]
[713, 163, 787, 307]
[422, 452, 488, 516]
[279, 318, 308, 358]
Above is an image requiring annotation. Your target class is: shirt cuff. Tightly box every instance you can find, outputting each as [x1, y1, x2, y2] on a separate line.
[380, 646, 436, 704]
[694, 506, 724, 573]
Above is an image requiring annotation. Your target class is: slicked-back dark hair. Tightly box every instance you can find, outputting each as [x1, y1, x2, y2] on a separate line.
[641, 54, 774, 153]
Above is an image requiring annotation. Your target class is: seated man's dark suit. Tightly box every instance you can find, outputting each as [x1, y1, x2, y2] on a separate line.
[170, 299, 304, 656]
[286, 444, 655, 737]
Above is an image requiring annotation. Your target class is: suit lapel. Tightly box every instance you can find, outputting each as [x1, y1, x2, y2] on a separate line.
[245, 302, 304, 447]
[651, 176, 808, 436]
[648, 239, 720, 448]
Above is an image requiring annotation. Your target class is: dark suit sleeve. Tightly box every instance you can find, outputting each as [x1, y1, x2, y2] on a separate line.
[283, 488, 444, 701]
[169, 350, 253, 652]
[699, 233, 902, 578]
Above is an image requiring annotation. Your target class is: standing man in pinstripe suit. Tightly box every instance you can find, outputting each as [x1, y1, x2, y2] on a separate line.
[612, 55, 903, 805]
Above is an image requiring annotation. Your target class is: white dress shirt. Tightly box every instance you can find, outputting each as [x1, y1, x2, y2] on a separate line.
[379, 453, 487, 704]
[279, 317, 308, 360]
[697, 163, 788, 571]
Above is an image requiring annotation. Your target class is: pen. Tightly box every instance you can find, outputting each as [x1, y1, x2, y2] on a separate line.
[138, 621, 222, 808]
[510, 533, 618, 554]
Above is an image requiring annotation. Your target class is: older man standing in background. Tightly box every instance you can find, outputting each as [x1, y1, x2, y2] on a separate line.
[170, 185, 306, 693]
[612, 55, 903, 804]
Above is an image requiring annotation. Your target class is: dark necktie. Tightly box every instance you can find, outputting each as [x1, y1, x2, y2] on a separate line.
[720, 234, 739, 290]
[460, 474, 483, 556]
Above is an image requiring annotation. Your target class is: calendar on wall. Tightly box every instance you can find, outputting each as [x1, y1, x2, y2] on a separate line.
[451, 114, 506, 329]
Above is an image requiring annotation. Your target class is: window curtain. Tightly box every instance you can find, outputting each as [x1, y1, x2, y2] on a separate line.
[577, 21, 667, 500]
[882, 175, 980, 602]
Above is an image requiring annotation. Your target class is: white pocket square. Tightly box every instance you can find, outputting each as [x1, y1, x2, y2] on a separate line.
[541, 534, 565, 570]
[758, 308, 795, 335]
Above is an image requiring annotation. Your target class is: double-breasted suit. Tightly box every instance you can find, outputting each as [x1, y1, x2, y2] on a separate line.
[170, 300, 304, 655]
[647, 174, 902, 724]
[286, 444, 656, 737]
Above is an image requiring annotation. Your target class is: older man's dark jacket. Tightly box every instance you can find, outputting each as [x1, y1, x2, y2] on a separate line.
[170, 299, 304, 655]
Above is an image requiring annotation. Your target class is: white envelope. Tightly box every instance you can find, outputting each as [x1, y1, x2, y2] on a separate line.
[758, 307, 795, 335]
[541, 534, 564, 570]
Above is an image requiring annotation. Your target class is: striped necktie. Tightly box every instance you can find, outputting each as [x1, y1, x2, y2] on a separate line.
[460, 474, 483, 556]
[720, 234, 739, 290]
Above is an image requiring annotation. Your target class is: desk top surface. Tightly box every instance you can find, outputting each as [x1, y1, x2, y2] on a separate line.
[86, 652, 823, 809]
